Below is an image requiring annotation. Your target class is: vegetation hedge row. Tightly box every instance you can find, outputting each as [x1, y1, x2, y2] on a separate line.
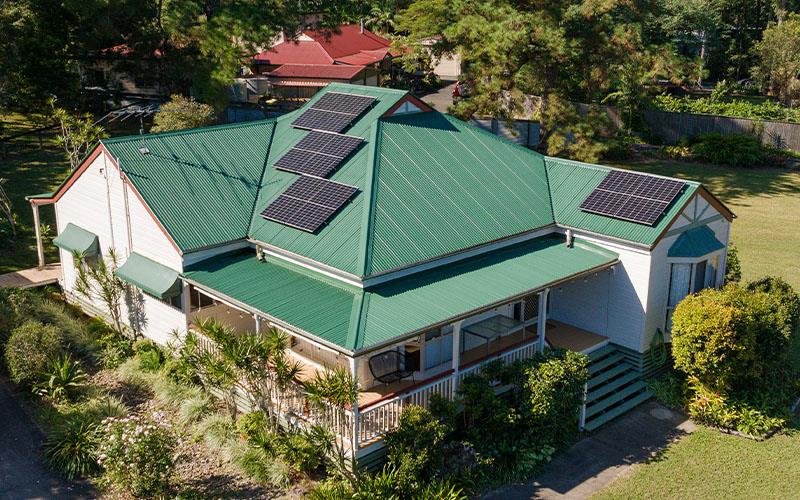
[652, 94, 800, 123]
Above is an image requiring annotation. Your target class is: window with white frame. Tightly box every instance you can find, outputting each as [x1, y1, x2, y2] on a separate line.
[665, 254, 721, 332]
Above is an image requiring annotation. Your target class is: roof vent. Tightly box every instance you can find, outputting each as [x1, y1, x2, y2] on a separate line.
[566, 229, 574, 248]
[138, 147, 150, 155]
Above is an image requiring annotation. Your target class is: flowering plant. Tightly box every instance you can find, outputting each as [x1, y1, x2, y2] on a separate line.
[98, 412, 178, 497]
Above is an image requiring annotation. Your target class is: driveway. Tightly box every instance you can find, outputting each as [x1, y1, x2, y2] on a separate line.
[419, 81, 457, 113]
[484, 402, 696, 499]
[0, 377, 95, 500]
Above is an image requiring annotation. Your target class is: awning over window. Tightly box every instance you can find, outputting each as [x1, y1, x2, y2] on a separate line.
[668, 226, 725, 258]
[115, 253, 181, 299]
[52, 223, 99, 257]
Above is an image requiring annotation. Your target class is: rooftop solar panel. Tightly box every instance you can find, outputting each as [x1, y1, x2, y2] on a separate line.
[274, 130, 364, 177]
[260, 176, 358, 233]
[291, 92, 376, 133]
[579, 170, 685, 226]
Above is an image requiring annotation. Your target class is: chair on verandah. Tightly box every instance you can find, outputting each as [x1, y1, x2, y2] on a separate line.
[368, 350, 415, 386]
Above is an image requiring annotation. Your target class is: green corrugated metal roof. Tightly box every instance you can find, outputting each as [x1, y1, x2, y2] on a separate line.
[103, 120, 276, 252]
[668, 226, 725, 257]
[247, 84, 409, 276]
[183, 234, 618, 352]
[364, 113, 554, 275]
[53, 223, 100, 256]
[116, 252, 181, 299]
[545, 157, 699, 246]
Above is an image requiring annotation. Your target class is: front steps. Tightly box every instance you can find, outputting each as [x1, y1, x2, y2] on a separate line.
[582, 344, 652, 431]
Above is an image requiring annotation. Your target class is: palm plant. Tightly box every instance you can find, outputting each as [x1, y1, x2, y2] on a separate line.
[35, 354, 88, 402]
[304, 366, 360, 488]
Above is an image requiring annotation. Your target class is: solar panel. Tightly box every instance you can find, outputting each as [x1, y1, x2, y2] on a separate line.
[579, 170, 685, 226]
[291, 92, 376, 133]
[260, 176, 358, 233]
[274, 131, 363, 177]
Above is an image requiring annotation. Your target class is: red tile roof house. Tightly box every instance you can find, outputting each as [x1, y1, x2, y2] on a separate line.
[28, 84, 733, 462]
[247, 24, 396, 100]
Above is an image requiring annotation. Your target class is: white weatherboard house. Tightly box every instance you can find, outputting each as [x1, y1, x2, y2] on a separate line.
[28, 83, 733, 460]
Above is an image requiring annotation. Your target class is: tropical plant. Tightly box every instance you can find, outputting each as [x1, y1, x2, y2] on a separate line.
[384, 405, 451, 491]
[49, 97, 107, 170]
[74, 248, 127, 337]
[98, 413, 178, 497]
[133, 338, 164, 372]
[304, 366, 360, 488]
[44, 418, 101, 479]
[4, 320, 63, 385]
[151, 95, 216, 133]
[35, 354, 88, 402]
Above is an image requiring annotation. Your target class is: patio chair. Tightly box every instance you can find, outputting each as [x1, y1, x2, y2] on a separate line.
[368, 350, 414, 385]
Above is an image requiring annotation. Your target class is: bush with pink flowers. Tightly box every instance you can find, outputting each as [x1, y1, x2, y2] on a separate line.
[98, 412, 178, 497]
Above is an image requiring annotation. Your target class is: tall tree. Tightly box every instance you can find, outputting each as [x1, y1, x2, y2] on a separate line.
[754, 13, 800, 104]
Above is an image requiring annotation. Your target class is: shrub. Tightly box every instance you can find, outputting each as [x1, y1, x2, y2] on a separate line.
[523, 349, 589, 446]
[686, 379, 784, 436]
[384, 405, 452, 490]
[277, 427, 329, 473]
[133, 339, 164, 372]
[44, 418, 101, 479]
[725, 242, 742, 283]
[177, 393, 213, 428]
[151, 95, 215, 133]
[647, 372, 687, 409]
[33, 299, 98, 357]
[671, 286, 759, 390]
[236, 410, 270, 444]
[688, 132, 765, 167]
[652, 93, 800, 123]
[35, 354, 88, 402]
[4, 320, 63, 385]
[746, 276, 800, 333]
[232, 445, 291, 487]
[98, 413, 178, 497]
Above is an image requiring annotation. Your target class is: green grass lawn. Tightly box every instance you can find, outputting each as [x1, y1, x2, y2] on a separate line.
[611, 159, 800, 290]
[0, 113, 66, 273]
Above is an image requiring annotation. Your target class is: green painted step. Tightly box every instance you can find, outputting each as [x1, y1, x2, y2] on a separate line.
[584, 389, 653, 431]
[588, 352, 625, 375]
[586, 370, 640, 402]
[587, 344, 616, 362]
[585, 380, 648, 418]
[587, 363, 631, 389]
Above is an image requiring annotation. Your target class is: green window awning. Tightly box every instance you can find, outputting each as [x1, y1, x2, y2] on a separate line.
[115, 253, 181, 299]
[668, 226, 725, 258]
[53, 223, 100, 257]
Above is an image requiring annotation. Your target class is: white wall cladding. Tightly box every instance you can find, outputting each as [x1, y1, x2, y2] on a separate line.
[549, 268, 611, 337]
[55, 150, 186, 345]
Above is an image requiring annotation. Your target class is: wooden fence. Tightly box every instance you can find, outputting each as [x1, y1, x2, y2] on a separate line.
[641, 110, 800, 151]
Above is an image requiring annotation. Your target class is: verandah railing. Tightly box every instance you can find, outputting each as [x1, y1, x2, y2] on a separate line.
[193, 329, 540, 449]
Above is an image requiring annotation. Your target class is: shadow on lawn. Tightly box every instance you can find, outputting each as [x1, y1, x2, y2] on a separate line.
[613, 159, 800, 205]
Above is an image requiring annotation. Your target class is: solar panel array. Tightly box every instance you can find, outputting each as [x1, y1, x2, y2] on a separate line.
[579, 170, 685, 226]
[274, 131, 363, 177]
[291, 92, 376, 133]
[260, 176, 358, 233]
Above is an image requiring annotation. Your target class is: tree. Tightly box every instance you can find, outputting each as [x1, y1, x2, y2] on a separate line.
[304, 366, 360, 489]
[73, 248, 127, 337]
[151, 95, 216, 133]
[754, 14, 800, 104]
[50, 98, 107, 170]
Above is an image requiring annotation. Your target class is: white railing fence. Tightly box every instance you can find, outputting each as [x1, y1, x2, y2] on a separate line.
[192, 329, 540, 449]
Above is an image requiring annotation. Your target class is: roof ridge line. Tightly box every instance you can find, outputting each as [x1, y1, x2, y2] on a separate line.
[545, 155, 701, 186]
[356, 119, 383, 277]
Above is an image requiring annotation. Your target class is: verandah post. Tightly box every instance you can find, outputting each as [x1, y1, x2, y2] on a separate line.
[32, 202, 44, 269]
[537, 288, 550, 352]
[451, 320, 463, 395]
[349, 356, 360, 451]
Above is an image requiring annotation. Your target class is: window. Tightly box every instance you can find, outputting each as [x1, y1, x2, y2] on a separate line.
[665, 255, 722, 332]
[423, 327, 453, 370]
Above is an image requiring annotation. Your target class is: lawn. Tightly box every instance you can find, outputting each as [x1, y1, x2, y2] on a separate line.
[0, 113, 65, 273]
[611, 159, 800, 290]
